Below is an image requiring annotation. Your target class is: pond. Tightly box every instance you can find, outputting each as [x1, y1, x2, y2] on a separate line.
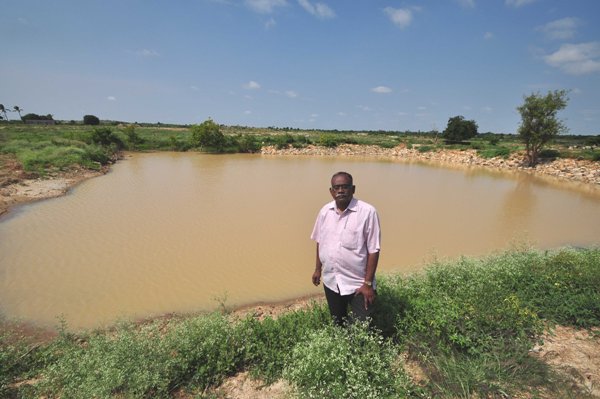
[1, 152, 599, 329]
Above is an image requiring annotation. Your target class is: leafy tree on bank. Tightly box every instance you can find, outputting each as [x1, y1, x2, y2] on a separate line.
[517, 90, 569, 166]
[83, 114, 100, 125]
[191, 118, 226, 152]
[442, 115, 478, 143]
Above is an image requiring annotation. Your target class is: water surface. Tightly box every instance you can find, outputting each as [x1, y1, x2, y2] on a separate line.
[1, 153, 599, 329]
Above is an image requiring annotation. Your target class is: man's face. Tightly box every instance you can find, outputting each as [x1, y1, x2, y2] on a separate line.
[329, 174, 355, 208]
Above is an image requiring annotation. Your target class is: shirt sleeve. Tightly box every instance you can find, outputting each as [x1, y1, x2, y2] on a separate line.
[366, 209, 381, 253]
[310, 211, 322, 243]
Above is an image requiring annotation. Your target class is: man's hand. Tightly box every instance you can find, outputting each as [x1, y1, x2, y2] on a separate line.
[354, 284, 375, 310]
[312, 269, 321, 286]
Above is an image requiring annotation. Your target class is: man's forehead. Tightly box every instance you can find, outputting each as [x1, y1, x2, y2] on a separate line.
[331, 175, 352, 183]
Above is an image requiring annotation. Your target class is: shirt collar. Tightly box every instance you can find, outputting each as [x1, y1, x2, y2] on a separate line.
[328, 197, 358, 214]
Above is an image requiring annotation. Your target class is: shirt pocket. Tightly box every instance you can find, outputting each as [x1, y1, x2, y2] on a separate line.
[341, 229, 360, 250]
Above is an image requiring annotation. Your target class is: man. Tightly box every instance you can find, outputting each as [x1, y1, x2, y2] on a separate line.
[311, 171, 381, 326]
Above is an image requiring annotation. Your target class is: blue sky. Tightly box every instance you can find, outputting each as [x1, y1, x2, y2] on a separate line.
[1, 0, 599, 134]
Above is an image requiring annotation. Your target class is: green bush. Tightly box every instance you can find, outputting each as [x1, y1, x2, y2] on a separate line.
[83, 115, 100, 125]
[122, 125, 144, 149]
[235, 134, 261, 153]
[239, 303, 329, 382]
[318, 134, 339, 148]
[538, 148, 561, 159]
[42, 313, 242, 397]
[284, 321, 412, 399]
[90, 127, 125, 150]
[19, 146, 90, 173]
[191, 119, 226, 152]
[512, 249, 600, 327]
[417, 145, 435, 153]
[477, 146, 512, 159]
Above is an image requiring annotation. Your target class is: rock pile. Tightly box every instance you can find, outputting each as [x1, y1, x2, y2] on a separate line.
[261, 144, 600, 186]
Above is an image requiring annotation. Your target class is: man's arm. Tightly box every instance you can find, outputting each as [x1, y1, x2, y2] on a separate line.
[312, 243, 322, 286]
[354, 250, 379, 309]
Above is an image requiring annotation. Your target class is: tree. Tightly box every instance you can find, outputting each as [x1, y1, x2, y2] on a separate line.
[442, 115, 478, 143]
[83, 114, 100, 125]
[12, 106, 23, 121]
[517, 90, 568, 166]
[22, 113, 54, 121]
[191, 119, 226, 152]
[0, 104, 8, 121]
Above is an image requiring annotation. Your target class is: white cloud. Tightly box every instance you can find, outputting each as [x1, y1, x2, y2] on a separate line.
[544, 42, 600, 75]
[537, 17, 581, 40]
[337, 112, 347, 116]
[190, 85, 199, 91]
[482, 106, 493, 113]
[505, 0, 537, 7]
[297, 0, 335, 19]
[384, 7, 413, 29]
[484, 31, 494, 40]
[457, 0, 475, 8]
[285, 90, 298, 98]
[107, 96, 117, 101]
[136, 49, 160, 57]
[245, 0, 287, 14]
[357, 105, 371, 111]
[371, 86, 392, 94]
[243, 80, 261, 89]
[244, 110, 252, 114]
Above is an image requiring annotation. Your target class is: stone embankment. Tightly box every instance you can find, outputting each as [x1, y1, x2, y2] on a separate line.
[261, 144, 600, 186]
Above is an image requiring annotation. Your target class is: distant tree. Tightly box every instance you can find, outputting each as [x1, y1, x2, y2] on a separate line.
[517, 90, 569, 166]
[12, 106, 23, 120]
[191, 118, 226, 152]
[83, 114, 100, 125]
[442, 116, 478, 143]
[0, 104, 8, 121]
[22, 113, 54, 121]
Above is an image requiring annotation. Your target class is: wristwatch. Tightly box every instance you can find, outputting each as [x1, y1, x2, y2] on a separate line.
[364, 280, 372, 287]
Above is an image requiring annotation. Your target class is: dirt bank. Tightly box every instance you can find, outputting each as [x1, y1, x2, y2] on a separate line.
[0, 154, 106, 217]
[262, 144, 600, 186]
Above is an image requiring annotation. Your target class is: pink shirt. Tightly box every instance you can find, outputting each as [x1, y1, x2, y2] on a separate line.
[311, 198, 381, 295]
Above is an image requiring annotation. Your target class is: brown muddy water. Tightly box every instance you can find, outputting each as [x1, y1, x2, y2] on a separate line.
[1, 152, 599, 330]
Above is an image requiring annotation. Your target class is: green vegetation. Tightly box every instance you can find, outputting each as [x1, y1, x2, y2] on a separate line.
[517, 90, 569, 166]
[83, 114, 100, 125]
[2, 247, 599, 398]
[0, 121, 598, 177]
[442, 115, 478, 143]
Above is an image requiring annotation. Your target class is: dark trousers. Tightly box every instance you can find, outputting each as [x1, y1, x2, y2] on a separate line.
[324, 284, 374, 326]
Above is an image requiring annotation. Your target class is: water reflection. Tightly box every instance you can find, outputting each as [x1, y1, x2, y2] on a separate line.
[0, 153, 599, 329]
